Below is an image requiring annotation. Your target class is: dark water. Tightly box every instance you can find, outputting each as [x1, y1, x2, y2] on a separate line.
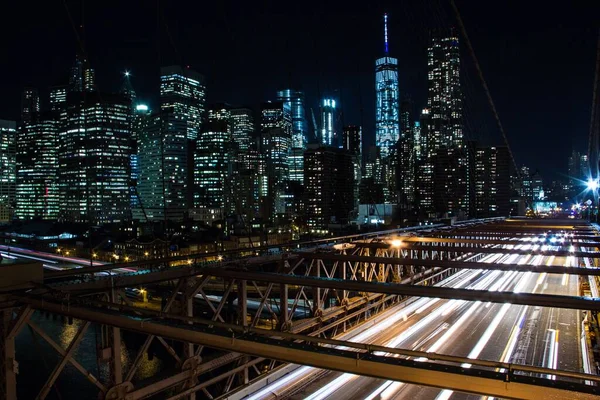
[15, 312, 170, 400]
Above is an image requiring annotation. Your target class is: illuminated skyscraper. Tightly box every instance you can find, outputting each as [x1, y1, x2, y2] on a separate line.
[261, 101, 292, 217]
[277, 90, 308, 149]
[304, 145, 354, 228]
[427, 30, 468, 217]
[131, 103, 151, 220]
[58, 92, 131, 223]
[230, 107, 254, 153]
[320, 98, 337, 147]
[194, 104, 233, 210]
[16, 115, 59, 220]
[49, 85, 68, 113]
[160, 65, 205, 140]
[0, 121, 16, 223]
[343, 125, 362, 211]
[69, 54, 95, 93]
[21, 87, 40, 125]
[277, 89, 308, 184]
[427, 30, 462, 151]
[398, 99, 415, 214]
[375, 13, 400, 159]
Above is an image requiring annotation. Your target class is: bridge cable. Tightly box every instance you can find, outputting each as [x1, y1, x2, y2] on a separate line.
[449, 0, 521, 183]
[587, 29, 600, 180]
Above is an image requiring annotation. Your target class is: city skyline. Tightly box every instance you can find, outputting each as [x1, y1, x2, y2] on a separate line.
[2, 1, 599, 178]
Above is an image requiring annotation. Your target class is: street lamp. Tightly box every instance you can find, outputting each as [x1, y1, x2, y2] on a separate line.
[124, 256, 130, 262]
[586, 178, 599, 222]
[390, 239, 402, 248]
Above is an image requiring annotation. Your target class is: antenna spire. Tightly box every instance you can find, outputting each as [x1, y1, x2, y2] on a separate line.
[384, 13, 389, 54]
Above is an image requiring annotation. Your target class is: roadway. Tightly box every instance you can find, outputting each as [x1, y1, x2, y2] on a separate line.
[235, 237, 586, 400]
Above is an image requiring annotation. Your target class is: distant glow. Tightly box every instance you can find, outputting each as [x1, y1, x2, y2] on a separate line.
[136, 104, 148, 111]
[587, 178, 599, 191]
[124, 70, 130, 77]
[384, 13, 389, 54]
[390, 239, 402, 248]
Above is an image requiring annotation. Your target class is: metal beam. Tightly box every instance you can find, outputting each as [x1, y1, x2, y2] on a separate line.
[196, 269, 600, 311]
[293, 253, 600, 275]
[17, 297, 600, 400]
[37, 321, 90, 400]
[27, 321, 106, 393]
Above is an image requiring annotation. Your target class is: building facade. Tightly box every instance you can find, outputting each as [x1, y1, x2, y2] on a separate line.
[304, 144, 354, 229]
[160, 66, 206, 141]
[320, 98, 337, 147]
[0, 121, 16, 223]
[471, 144, 511, 217]
[16, 116, 59, 220]
[426, 30, 468, 218]
[58, 92, 131, 224]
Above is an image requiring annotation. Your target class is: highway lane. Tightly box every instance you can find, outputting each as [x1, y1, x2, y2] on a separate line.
[286, 253, 585, 400]
[237, 251, 520, 400]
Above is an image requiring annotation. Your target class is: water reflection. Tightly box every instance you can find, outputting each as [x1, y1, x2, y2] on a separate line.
[16, 312, 167, 399]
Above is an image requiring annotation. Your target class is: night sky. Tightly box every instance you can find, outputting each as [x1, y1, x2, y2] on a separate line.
[2, 0, 599, 180]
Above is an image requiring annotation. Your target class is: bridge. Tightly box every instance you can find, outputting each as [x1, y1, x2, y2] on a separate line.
[0, 217, 599, 400]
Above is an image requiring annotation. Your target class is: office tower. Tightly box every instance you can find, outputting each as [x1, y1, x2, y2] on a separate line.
[49, 85, 68, 113]
[532, 170, 544, 200]
[427, 30, 468, 217]
[194, 104, 233, 211]
[320, 98, 337, 147]
[16, 116, 59, 220]
[568, 150, 590, 185]
[375, 14, 400, 159]
[131, 103, 151, 220]
[343, 125, 362, 210]
[261, 101, 292, 218]
[398, 99, 415, 217]
[58, 92, 131, 223]
[472, 144, 511, 217]
[160, 65, 205, 141]
[230, 107, 254, 154]
[138, 111, 189, 222]
[415, 109, 434, 218]
[427, 30, 462, 150]
[69, 54, 96, 92]
[277, 89, 308, 149]
[277, 89, 308, 184]
[304, 144, 354, 229]
[0, 121, 16, 223]
[21, 87, 40, 125]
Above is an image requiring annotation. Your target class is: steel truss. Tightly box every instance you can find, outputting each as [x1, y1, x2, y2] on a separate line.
[0, 218, 599, 399]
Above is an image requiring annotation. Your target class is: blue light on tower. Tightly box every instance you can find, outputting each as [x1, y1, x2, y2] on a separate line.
[321, 98, 337, 146]
[375, 13, 399, 159]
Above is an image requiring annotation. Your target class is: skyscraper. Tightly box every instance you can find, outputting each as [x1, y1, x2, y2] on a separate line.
[230, 107, 254, 154]
[16, 116, 59, 220]
[160, 66, 205, 141]
[131, 103, 151, 220]
[261, 101, 292, 217]
[49, 85, 68, 113]
[277, 90, 308, 149]
[0, 121, 16, 223]
[415, 109, 435, 218]
[343, 125, 362, 211]
[398, 99, 415, 216]
[69, 54, 96, 93]
[58, 92, 131, 223]
[304, 144, 354, 229]
[194, 104, 233, 211]
[21, 87, 40, 125]
[320, 98, 337, 147]
[427, 30, 468, 217]
[471, 144, 511, 217]
[138, 111, 188, 222]
[277, 89, 308, 184]
[375, 14, 400, 159]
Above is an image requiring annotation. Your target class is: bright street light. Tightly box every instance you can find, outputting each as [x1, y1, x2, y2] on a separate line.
[390, 239, 402, 248]
[587, 179, 599, 191]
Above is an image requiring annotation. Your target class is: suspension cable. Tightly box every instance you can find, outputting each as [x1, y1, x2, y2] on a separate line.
[449, 0, 521, 181]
